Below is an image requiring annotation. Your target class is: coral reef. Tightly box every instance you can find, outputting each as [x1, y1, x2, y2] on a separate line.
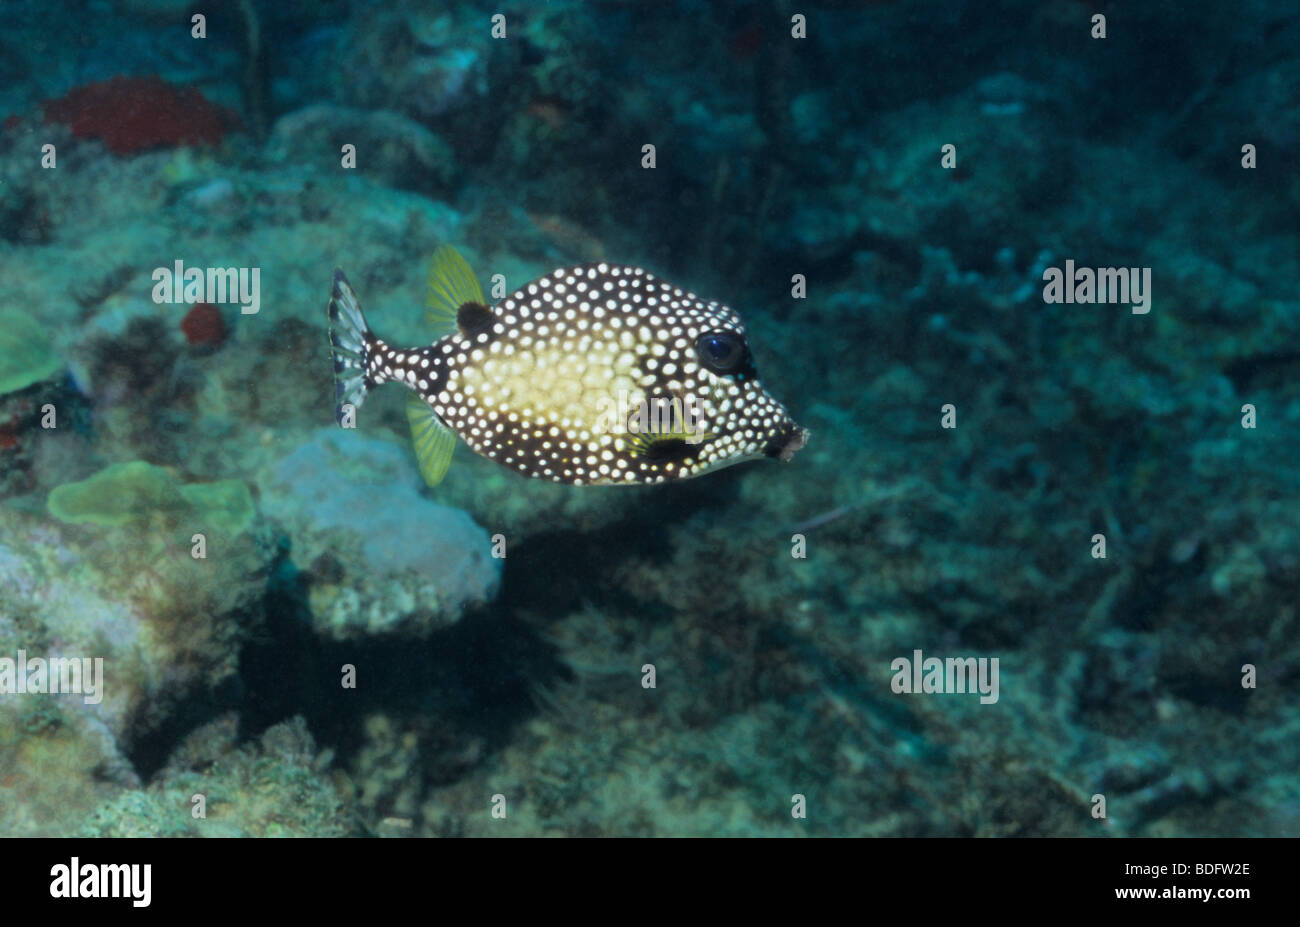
[179, 302, 228, 348]
[80, 715, 354, 837]
[0, 0, 1295, 840]
[1, 483, 272, 750]
[341, 4, 493, 123]
[0, 309, 61, 394]
[257, 428, 501, 639]
[266, 104, 458, 195]
[0, 309, 68, 497]
[42, 75, 239, 155]
[47, 460, 254, 533]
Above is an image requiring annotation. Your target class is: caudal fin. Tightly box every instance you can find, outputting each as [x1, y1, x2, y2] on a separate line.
[328, 269, 374, 425]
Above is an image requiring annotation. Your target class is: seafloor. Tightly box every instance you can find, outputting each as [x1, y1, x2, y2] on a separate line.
[0, 0, 1297, 836]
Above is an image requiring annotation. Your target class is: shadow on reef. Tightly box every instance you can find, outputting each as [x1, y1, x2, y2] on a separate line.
[127, 471, 736, 786]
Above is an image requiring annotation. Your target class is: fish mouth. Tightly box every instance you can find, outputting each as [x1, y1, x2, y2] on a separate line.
[762, 423, 809, 462]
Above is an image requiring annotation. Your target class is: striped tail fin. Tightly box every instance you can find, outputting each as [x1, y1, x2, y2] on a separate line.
[327, 269, 374, 426]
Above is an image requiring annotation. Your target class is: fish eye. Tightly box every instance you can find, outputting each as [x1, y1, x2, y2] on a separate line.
[696, 331, 746, 373]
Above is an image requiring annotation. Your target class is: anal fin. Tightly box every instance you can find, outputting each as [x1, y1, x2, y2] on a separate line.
[407, 393, 457, 487]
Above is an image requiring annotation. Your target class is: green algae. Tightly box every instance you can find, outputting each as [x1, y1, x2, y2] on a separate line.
[179, 479, 257, 535]
[47, 461, 254, 533]
[0, 309, 61, 394]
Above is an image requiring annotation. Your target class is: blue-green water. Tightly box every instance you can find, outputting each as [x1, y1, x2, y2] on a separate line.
[0, 0, 1296, 837]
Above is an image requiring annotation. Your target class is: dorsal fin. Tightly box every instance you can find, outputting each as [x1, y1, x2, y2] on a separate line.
[426, 245, 484, 337]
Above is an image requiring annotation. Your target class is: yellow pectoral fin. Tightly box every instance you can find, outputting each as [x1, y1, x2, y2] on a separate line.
[622, 430, 715, 459]
[407, 393, 457, 487]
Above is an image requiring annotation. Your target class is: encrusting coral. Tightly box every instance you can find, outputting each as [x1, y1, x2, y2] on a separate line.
[42, 75, 239, 155]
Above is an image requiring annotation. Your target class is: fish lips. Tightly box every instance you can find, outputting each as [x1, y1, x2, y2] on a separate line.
[762, 421, 809, 462]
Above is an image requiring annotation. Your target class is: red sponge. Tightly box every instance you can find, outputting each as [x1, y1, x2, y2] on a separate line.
[43, 75, 239, 155]
[181, 302, 227, 347]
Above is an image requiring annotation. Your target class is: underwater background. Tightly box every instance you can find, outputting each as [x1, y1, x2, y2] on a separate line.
[0, 0, 1297, 837]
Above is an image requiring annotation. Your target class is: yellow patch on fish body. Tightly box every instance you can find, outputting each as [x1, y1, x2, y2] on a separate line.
[457, 343, 643, 432]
